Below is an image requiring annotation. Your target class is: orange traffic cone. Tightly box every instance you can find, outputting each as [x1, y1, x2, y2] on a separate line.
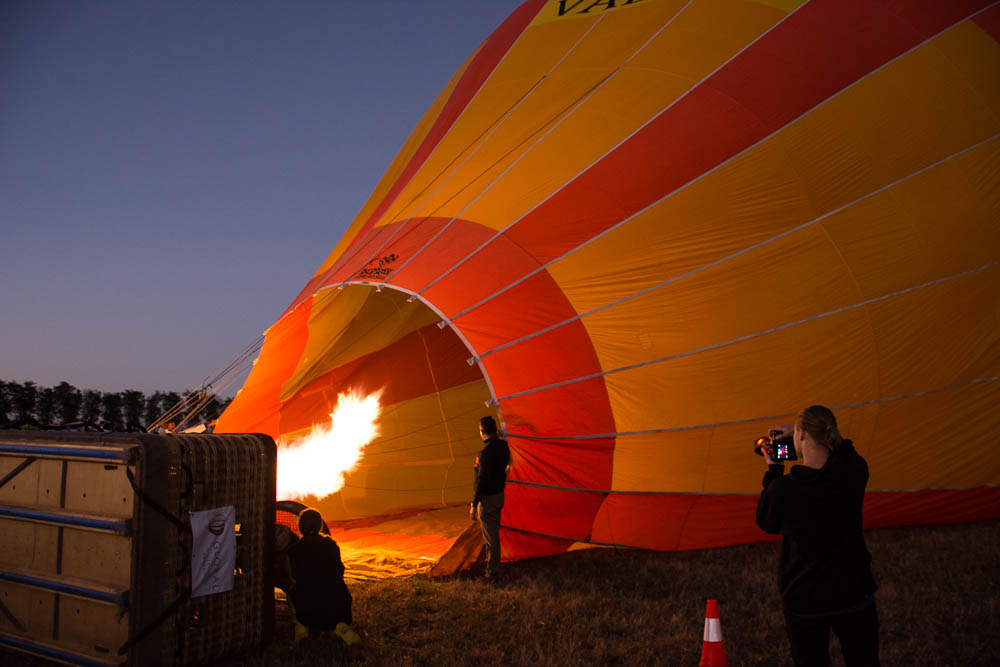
[698, 599, 729, 666]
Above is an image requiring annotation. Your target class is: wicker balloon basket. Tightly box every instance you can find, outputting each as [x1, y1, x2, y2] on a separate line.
[0, 431, 276, 666]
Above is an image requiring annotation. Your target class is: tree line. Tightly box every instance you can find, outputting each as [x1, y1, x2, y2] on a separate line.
[0, 379, 231, 432]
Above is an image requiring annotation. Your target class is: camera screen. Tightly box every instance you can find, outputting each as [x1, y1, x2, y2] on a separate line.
[775, 442, 791, 460]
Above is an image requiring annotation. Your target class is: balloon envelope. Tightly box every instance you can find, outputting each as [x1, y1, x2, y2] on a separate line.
[218, 0, 1000, 565]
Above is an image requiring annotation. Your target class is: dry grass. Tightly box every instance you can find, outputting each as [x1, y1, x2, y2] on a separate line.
[4, 520, 998, 666]
[242, 519, 999, 666]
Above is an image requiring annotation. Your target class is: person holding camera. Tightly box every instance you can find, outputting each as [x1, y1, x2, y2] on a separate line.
[756, 405, 879, 666]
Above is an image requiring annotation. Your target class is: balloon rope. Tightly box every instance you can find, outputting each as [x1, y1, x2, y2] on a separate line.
[493, 259, 1000, 404]
[411, 0, 703, 297]
[330, 0, 699, 295]
[443, 0, 999, 328]
[500, 487, 996, 551]
[408, 0, 807, 294]
[329, 82, 542, 286]
[370, 14, 612, 283]
[506, 478, 1000, 497]
[416, 1, 990, 327]
[473, 132, 1000, 359]
[146, 334, 263, 432]
[502, 374, 1000, 443]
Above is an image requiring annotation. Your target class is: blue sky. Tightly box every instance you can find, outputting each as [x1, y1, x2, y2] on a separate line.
[1, 1, 521, 394]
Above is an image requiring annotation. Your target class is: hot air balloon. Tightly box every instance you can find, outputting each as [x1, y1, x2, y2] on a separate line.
[216, 0, 1000, 573]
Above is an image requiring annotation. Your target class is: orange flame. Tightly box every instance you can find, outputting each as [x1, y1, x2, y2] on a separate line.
[276, 389, 382, 501]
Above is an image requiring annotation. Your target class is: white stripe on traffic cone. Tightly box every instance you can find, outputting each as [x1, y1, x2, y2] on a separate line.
[704, 615, 723, 643]
[698, 599, 729, 667]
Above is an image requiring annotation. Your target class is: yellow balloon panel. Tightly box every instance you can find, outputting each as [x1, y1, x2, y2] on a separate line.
[548, 136, 815, 315]
[583, 226, 859, 368]
[391, 0, 691, 221]
[328, 464, 461, 521]
[610, 400, 883, 497]
[315, 379, 495, 521]
[433, 0, 795, 232]
[377, 16, 599, 227]
[821, 142, 1000, 299]
[391, 69, 624, 227]
[866, 268, 1000, 397]
[282, 287, 439, 400]
[603, 308, 880, 434]
[625, 0, 800, 78]
[775, 27, 1000, 219]
[952, 19, 1000, 107]
[548, 29, 1000, 326]
[866, 380, 1000, 490]
[609, 430, 715, 494]
[365, 382, 491, 467]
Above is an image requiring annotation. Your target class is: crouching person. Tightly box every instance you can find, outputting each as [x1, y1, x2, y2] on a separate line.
[287, 508, 361, 645]
[273, 524, 298, 595]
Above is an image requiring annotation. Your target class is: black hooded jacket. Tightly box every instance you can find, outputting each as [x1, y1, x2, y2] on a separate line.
[756, 440, 877, 616]
[287, 532, 352, 629]
[473, 435, 510, 505]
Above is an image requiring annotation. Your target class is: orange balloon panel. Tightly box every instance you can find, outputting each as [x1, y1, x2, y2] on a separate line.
[219, 0, 1000, 565]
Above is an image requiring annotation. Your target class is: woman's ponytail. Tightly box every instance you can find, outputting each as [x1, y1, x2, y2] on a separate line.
[797, 405, 843, 453]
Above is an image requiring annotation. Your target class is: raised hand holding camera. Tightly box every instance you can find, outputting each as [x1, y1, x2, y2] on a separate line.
[755, 423, 798, 461]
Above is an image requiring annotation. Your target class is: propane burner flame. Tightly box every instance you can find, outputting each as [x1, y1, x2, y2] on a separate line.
[276, 389, 382, 501]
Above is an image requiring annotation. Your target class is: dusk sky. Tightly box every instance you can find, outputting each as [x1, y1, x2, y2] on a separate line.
[2, 1, 521, 395]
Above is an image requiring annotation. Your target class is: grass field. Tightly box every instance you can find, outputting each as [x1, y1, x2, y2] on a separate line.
[246, 518, 999, 666]
[4, 519, 997, 666]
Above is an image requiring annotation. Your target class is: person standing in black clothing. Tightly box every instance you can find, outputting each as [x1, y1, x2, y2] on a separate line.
[756, 405, 879, 666]
[287, 508, 360, 644]
[471, 416, 510, 583]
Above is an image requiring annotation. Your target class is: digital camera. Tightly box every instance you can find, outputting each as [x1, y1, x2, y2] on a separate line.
[754, 435, 797, 461]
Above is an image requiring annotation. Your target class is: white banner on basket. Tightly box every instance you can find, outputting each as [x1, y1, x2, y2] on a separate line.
[190, 506, 236, 597]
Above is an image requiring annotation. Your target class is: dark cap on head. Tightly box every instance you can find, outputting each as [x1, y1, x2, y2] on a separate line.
[479, 416, 498, 435]
[298, 508, 323, 535]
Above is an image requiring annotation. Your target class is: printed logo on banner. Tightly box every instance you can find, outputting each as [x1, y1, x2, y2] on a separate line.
[208, 517, 227, 535]
[190, 506, 237, 597]
[357, 253, 399, 281]
[531, 0, 650, 26]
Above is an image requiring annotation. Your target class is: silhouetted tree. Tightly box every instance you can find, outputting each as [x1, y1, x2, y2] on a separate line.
[0, 382, 12, 425]
[36, 387, 56, 426]
[101, 392, 124, 431]
[53, 381, 82, 423]
[158, 391, 183, 430]
[198, 395, 233, 424]
[142, 391, 163, 428]
[199, 396, 221, 423]
[122, 390, 145, 431]
[162, 391, 182, 421]
[82, 390, 102, 423]
[13, 381, 37, 422]
[0, 381, 228, 432]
